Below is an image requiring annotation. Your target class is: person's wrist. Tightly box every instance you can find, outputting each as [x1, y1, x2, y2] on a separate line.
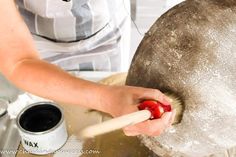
[96, 85, 115, 115]
[95, 85, 125, 117]
[80, 81, 114, 115]
[97, 85, 139, 117]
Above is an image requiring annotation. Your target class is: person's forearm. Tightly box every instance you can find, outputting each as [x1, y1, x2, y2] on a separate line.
[7, 58, 108, 111]
[0, 0, 110, 112]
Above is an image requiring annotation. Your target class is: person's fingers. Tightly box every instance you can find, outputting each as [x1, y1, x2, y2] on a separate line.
[169, 109, 176, 127]
[158, 94, 171, 106]
[136, 88, 170, 106]
[123, 111, 173, 136]
[123, 130, 140, 136]
[138, 88, 162, 100]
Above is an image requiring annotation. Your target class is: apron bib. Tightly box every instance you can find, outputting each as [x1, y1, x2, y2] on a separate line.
[16, 0, 131, 72]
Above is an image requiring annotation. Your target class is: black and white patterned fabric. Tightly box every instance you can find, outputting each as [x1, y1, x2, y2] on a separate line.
[16, 0, 131, 72]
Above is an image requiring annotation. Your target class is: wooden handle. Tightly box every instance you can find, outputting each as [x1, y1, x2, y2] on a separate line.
[79, 110, 151, 138]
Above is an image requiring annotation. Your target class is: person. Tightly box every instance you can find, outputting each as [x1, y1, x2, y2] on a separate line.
[0, 0, 175, 136]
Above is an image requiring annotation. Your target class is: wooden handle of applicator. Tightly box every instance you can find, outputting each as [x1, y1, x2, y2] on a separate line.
[79, 110, 151, 138]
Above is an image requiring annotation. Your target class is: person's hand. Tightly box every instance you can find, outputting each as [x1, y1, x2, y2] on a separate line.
[100, 85, 176, 136]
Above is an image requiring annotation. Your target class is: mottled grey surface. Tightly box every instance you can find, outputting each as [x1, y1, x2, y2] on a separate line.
[126, 0, 236, 156]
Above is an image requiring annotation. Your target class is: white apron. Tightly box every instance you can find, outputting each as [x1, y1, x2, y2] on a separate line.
[16, 0, 131, 72]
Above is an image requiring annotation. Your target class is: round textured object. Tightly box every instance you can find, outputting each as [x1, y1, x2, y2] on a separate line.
[126, 0, 236, 156]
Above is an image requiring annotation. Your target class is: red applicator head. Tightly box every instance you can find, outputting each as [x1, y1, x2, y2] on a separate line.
[138, 100, 172, 119]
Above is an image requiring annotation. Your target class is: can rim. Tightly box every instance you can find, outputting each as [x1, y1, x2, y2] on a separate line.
[16, 101, 65, 135]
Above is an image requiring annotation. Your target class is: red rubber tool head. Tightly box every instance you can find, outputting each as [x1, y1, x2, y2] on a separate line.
[138, 100, 172, 119]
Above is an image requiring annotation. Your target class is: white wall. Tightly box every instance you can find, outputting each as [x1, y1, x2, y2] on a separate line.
[130, 0, 185, 63]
